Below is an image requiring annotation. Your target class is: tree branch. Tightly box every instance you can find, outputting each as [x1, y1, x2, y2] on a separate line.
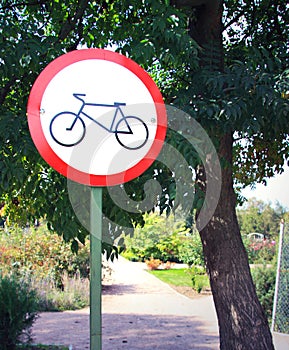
[58, 0, 89, 42]
[171, 0, 212, 8]
[223, 9, 246, 31]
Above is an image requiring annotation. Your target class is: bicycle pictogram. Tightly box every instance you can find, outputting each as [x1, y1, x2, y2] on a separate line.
[49, 93, 149, 150]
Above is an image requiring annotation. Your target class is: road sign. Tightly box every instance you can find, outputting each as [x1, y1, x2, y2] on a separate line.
[27, 49, 167, 186]
[27, 49, 167, 350]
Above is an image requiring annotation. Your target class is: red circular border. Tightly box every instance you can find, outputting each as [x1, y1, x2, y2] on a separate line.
[27, 49, 167, 186]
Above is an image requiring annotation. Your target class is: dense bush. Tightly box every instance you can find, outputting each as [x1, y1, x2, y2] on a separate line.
[122, 212, 201, 263]
[243, 236, 277, 264]
[123, 212, 278, 267]
[0, 224, 90, 311]
[178, 233, 204, 267]
[0, 225, 90, 287]
[121, 213, 177, 261]
[189, 266, 210, 293]
[0, 274, 38, 350]
[251, 265, 276, 321]
[237, 198, 285, 239]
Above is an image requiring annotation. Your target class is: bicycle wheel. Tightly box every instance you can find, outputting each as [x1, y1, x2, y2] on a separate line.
[50, 112, 86, 147]
[115, 116, 149, 150]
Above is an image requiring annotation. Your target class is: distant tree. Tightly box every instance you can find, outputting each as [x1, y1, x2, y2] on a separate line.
[237, 198, 285, 236]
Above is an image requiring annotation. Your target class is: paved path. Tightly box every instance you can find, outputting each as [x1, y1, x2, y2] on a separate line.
[32, 257, 219, 349]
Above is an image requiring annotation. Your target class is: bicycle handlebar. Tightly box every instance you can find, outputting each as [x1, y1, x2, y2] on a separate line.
[73, 93, 126, 107]
[73, 93, 86, 101]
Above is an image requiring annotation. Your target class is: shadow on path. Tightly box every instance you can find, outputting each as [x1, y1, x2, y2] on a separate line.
[103, 313, 219, 350]
[33, 310, 219, 350]
[32, 258, 219, 349]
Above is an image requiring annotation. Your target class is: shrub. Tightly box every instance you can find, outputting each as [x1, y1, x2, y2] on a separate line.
[0, 225, 90, 289]
[242, 236, 276, 264]
[251, 265, 276, 321]
[178, 233, 204, 267]
[0, 225, 91, 312]
[192, 274, 210, 293]
[33, 272, 90, 312]
[0, 274, 38, 350]
[189, 266, 210, 293]
[122, 212, 192, 263]
[145, 257, 161, 270]
[121, 250, 140, 262]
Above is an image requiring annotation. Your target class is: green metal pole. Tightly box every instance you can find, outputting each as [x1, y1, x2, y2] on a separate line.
[90, 187, 102, 350]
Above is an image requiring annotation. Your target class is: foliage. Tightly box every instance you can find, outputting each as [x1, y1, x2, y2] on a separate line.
[243, 236, 276, 264]
[32, 272, 89, 312]
[122, 212, 191, 262]
[178, 232, 204, 267]
[223, 0, 288, 59]
[0, 0, 287, 253]
[0, 273, 38, 350]
[1, 2, 288, 346]
[237, 198, 286, 237]
[0, 224, 91, 311]
[145, 257, 161, 270]
[123, 205, 282, 266]
[145, 258, 174, 270]
[122, 212, 206, 265]
[0, 224, 90, 286]
[237, 198, 287, 264]
[251, 265, 276, 321]
[189, 266, 210, 293]
[0, 0, 197, 252]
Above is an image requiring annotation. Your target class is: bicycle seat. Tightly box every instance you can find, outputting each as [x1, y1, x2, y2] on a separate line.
[73, 93, 86, 101]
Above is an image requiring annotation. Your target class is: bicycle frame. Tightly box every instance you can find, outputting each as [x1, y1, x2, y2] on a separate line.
[69, 93, 131, 134]
[50, 93, 149, 150]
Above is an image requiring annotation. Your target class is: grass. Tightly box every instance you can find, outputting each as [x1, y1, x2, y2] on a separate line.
[148, 268, 194, 286]
[148, 267, 210, 293]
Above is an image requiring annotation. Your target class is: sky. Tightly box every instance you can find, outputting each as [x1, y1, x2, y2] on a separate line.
[241, 164, 289, 209]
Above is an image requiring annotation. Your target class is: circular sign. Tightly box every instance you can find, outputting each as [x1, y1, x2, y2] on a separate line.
[27, 49, 167, 186]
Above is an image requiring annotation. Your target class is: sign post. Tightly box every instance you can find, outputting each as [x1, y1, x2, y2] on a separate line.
[27, 48, 167, 350]
[90, 187, 102, 349]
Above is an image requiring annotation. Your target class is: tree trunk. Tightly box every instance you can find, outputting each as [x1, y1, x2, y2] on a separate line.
[196, 132, 274, 349]
[173, 0, 275, 348]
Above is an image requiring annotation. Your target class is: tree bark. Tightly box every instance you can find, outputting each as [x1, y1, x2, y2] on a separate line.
[196, 132, 274, 349]
[172, 0, 276, 348]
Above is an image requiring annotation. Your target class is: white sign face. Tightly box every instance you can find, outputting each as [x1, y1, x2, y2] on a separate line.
[40, 59, 156, 175]
[27, 49, 167, 186]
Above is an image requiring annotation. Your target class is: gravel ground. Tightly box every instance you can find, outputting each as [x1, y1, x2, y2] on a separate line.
[32, 257, 219, 350]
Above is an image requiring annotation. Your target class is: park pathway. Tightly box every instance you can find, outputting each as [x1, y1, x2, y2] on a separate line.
[32, 257, 219, 350]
